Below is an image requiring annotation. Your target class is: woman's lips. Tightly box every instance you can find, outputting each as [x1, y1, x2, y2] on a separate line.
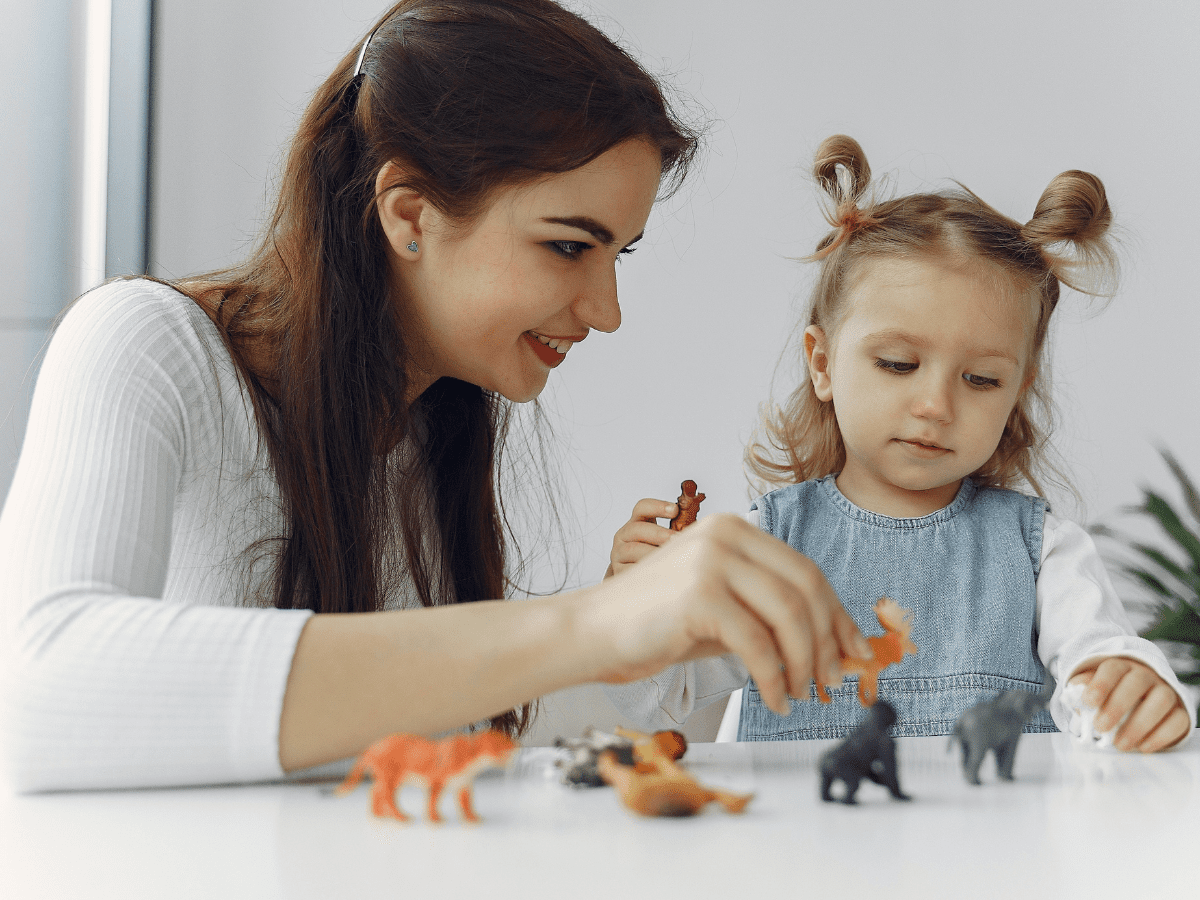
[523, 332, 571, 368]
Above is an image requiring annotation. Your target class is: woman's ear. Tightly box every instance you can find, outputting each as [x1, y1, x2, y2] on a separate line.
[805, 325, 834, 401]
[375, 162, 426, 259]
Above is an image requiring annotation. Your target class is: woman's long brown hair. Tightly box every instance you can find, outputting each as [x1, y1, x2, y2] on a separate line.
[177, 0, 698, 735]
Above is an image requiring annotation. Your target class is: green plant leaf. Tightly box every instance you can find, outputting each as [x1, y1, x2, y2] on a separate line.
[1178, 672, 1200, 686]
[1142, 602, 1200, 644]
[1129, 545, 1200, 594]
[1125, 567, 1183, 602]
[1160, 448, 1200, 527]
[1141, 491, 1200, 575]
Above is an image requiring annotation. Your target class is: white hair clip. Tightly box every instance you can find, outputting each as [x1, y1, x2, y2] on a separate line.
[353, 28, 378, 78]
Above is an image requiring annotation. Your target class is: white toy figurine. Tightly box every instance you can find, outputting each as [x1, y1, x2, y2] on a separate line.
[1062, 681, 1123, 750]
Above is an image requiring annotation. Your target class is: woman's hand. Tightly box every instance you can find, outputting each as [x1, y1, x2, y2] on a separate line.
[604, 497, 680, 579]
[1068, 657, 1190, 752]
[582, 513, 871, 716]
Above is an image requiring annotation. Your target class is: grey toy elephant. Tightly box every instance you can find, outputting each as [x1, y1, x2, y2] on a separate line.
[950, 689, 1050, 785]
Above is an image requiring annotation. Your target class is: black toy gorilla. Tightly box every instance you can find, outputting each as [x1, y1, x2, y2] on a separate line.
[819, 700, 912, 804]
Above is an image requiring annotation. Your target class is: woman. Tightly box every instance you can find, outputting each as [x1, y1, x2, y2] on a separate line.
[0, 0, 866, 791]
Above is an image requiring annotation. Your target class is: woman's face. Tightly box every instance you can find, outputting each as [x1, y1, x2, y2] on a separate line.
[384, 139, 662, 403]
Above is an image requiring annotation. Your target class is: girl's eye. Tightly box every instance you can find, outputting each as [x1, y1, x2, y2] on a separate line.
[964, 373, 1001, 389]
[547, 240, 591, 258]
[875, 358, 917, 373]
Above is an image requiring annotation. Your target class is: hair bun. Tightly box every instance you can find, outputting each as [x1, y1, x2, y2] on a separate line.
[1021, 170, 1111, 246]
[813, 134, 871, 206]
[1021, 170, 1118, 295]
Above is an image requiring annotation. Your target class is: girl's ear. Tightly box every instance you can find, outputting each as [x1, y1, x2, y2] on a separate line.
[375, 162, 427, 259]
[805, 325, 834, 401]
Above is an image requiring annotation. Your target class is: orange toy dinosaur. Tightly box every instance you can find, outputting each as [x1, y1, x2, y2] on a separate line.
[668, 480, 706, 531]
[596, 727, 753, 817]
[818, 596, 917, 706]
[335, 730, 518, 823]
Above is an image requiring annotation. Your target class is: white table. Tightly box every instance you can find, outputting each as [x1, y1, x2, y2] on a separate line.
[3, 732, 1196, 899]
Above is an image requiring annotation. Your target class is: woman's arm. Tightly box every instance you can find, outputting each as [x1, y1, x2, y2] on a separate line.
[280, 513, 869, 770]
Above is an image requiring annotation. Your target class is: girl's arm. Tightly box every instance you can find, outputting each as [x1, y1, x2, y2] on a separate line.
[1036, 512, 1195, 751]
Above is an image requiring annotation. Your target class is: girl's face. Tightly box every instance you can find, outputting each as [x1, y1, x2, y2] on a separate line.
[382, 139, 662, 403]
[806, 256, 1031, 518]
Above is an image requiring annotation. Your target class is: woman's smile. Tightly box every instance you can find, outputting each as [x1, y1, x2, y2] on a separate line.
[523, 330, 586, 367]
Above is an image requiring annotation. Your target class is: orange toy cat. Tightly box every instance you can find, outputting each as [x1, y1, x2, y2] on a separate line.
[336, 730, 518, 823]
[818, 597, 917, 706]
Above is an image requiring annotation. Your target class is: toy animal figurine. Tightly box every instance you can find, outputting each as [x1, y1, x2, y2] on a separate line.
[668, 480, 706, 531]
[819, 700, 911, 804]
[1062, 680, 1119, 749]
[553, 728, 641, 787]
[596, 727, 753, 817]
[949, 688, 1050, 785]
[818, 596, 917, 706]
[335, 730, 518, 823]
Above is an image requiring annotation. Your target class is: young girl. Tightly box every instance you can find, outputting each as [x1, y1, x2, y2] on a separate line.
[606, 135, 1194, 752]
[0, 2, 867, 792]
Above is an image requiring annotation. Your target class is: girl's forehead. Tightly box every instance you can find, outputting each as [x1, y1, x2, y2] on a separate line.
[837, 255, 1033, 353]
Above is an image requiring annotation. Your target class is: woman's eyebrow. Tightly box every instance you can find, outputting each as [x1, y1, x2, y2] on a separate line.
[541, 215, 644, 248]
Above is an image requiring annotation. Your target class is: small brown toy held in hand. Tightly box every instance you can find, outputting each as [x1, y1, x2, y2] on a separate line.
[820, 597, 917, 706]
[336, 730, 518, 823]
[597, 727, 753, 817]
[668, 480, 706, 531]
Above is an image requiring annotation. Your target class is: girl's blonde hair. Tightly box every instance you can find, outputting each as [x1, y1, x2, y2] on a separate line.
[746, 134, 1118, 499]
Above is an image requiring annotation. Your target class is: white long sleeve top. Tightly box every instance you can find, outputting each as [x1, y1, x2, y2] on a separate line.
[1, 280, 323, 792]
[606, 510, 1199, 740]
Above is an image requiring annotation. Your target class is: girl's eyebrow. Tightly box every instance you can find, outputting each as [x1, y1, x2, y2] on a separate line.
[861, 328, 1018, 363]
[540, 216, 644, 248]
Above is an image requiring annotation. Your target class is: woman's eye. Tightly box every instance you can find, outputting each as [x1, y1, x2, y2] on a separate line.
[617, 246, 636, 261]
[547, 240, 591, 258]
[964, 373, 1002, 389]
[875, 358, 917, 373]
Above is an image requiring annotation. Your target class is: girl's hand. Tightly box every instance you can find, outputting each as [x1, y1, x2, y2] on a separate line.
[1068, 657, 1190, 752]
[604, 497, 680, 579]
[583, 513, 872, 716]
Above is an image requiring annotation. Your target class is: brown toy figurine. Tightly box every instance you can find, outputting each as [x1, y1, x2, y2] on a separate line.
[335, 730, 518, 823]
[818, 597, 917, 706]
[596, 727, 753, 817]
[668, 480, 706, 531]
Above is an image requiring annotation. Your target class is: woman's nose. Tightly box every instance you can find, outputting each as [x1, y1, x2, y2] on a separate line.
[572, 265, 622, 333]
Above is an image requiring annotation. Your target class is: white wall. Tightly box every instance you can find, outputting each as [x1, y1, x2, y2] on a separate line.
[147, 0, 1200, 742]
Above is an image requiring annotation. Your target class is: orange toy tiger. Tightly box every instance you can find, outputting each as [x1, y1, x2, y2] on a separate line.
[335, 730, 518, 823]
[818, 597, 917, 706]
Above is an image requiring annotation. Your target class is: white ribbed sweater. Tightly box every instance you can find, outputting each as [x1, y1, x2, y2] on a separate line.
[1, 280, 315, 792]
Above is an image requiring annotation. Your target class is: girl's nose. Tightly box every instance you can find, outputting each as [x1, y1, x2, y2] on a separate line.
[572, 265, 622, 333]
[912, 377, 953, 422]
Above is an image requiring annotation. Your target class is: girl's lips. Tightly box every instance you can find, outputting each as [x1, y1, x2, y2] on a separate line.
[897, 439, 950, 458]
[523, 332, 569, 368]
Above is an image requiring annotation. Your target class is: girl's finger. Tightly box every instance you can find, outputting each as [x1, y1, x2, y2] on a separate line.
[1076, 658, 1131, 713]
[1115, 682, 1177, 751]
[628, 497, 678, 523]
[612, 540, 662, 568]
[1095, 668, 1154, 733]
[615, 520, 675, 549]
[1133, 702, 1190, 753]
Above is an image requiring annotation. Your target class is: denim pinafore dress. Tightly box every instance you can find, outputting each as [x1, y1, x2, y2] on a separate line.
[738, 475, 1057, 740]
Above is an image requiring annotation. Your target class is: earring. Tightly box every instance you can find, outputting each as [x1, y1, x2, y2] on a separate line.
[407, 241, 418, 253]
